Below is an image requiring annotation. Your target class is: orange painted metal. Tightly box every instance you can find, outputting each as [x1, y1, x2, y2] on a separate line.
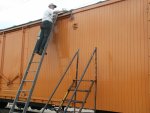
[0, 0, 149, 112]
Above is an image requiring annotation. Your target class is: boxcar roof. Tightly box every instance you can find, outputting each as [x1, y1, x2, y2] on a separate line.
[0, 0, 123, 34]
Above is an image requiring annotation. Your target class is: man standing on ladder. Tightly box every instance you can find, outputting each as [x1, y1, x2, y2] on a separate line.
[34, 3, 57, 55]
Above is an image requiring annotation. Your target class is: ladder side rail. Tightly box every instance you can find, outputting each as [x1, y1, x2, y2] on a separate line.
[74, 51, 79, 113]
[41, 49, 79, 113]
[23, 15, 58, 113]
[78, 81, 95, 113]
[64, 48, 97, 112]
[94, 48, 97, 113]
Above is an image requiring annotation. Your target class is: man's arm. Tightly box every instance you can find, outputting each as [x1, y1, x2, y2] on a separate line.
[54, 9, 68, 14]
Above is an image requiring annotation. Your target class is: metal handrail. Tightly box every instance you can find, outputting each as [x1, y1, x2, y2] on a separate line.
[41, 49, 79, 113]
[64, 47, 97, 113]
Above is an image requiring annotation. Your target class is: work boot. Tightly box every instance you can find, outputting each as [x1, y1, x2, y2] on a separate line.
[38, 49, 47, 55]
[34, 49, 39, 54]
[38, 49, 42, 55]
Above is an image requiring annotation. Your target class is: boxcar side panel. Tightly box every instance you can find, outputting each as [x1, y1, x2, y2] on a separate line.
[147, 0, 150, 106]
[0, 35, 3, 73]
[0, 30, 23, 97]
[57, 0, 149, 112]
[0, 34, 4, 91]
[0, 0, 149, 113]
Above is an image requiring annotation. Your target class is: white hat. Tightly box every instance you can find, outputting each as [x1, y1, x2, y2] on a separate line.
[49, 3, 57, 8]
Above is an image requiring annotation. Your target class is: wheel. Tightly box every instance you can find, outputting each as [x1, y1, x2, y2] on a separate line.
[0, 102, 8, 108]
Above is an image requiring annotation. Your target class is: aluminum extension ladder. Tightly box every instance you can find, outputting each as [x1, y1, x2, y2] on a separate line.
[9, 15, 58, 113]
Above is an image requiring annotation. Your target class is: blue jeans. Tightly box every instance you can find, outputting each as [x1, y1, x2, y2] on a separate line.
[35, 20, 52, 53]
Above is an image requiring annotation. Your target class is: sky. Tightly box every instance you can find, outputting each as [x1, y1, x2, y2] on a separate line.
[0, 0, 105, 29]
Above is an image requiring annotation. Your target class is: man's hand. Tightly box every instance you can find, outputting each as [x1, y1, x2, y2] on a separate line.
[62, 8, 68, 13]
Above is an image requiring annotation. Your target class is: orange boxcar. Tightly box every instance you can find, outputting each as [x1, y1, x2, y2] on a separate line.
[0, 0, 150, 113]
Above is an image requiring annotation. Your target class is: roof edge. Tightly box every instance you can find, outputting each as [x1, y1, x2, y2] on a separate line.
[73, 0, 125, 14]
[0, 12, 71, 34]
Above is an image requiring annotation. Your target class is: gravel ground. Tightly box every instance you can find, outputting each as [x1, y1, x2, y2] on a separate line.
[0, 103, 94, 113]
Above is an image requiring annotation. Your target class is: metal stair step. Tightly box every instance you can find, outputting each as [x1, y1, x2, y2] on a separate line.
[73, 80, 94, 82]
[69, 89, 90, 92]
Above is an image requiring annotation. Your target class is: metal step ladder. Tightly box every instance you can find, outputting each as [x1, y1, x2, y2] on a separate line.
[9, 15, 58, 113]
[41, 48, 97, 113]
[57, 48, 97, 113]
[57, 79, 95, 113]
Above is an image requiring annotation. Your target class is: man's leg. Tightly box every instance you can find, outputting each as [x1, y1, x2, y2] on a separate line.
[34, 29, 44, 53]
[39, 22, 52, 54]
[38, 29, 50, 54]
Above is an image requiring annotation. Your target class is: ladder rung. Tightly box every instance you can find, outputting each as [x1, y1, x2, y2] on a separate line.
[20, 90, 30, 92]
[27, 71, 36, 72]
[23, 80, 34, 82]
[65, 99, 83, 103]
[69, 89, 89, 92]
[32, 62, 40, 63]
